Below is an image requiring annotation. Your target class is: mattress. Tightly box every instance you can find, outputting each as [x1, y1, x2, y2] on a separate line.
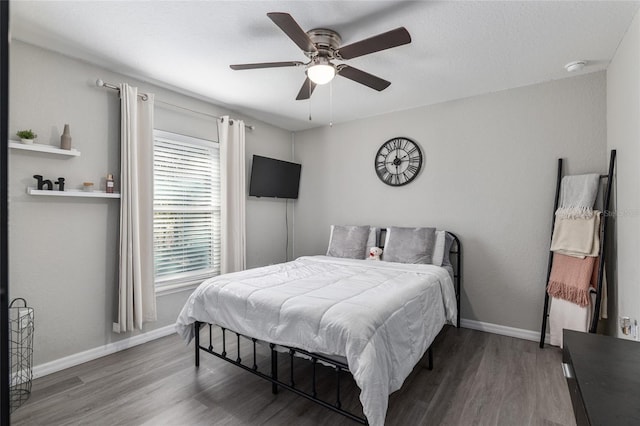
[176, 255, 457, 426]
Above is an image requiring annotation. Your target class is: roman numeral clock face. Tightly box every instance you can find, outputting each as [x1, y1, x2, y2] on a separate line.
[374, 137, 423, 186]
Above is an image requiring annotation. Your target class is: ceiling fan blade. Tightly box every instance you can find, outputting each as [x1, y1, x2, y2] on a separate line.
[338, 65, 391, 91]
[267, 12, 317, 53]
[296, 77, 317, 100]
[230, 61, 303, 70]
[337, 27, 411, 60]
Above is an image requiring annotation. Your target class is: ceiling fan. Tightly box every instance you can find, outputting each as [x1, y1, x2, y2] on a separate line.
[230, 12, 412, 100]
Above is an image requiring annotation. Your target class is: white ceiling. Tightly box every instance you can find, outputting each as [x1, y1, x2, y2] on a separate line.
[9, 1, 640, 131]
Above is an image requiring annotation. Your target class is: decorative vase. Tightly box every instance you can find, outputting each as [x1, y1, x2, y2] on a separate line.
[60, 124, 72, 150]
[20, 138, 34, 145]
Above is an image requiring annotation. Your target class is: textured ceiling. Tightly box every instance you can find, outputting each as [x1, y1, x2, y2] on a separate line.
[9, 1, 640, 131]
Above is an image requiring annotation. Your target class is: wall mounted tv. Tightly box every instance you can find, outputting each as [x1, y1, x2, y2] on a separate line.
[249, 155, 302, 199]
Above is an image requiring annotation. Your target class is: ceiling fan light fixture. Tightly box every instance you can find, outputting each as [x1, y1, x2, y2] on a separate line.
[307, 59, 336, 85]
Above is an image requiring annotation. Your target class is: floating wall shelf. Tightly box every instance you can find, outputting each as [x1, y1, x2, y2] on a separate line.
[9, 141, 81, 157]
[27, 187, 120, 199]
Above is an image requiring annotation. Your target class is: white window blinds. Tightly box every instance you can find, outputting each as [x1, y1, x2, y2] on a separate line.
[153, 130, 220, 285]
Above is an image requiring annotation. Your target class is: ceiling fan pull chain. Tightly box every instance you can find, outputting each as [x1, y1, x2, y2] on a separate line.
[329, 80, 333, 127]
[308, 89, 312, 121]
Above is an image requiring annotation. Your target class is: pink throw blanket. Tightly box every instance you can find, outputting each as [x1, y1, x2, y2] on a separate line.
[547, 253, 597, 307]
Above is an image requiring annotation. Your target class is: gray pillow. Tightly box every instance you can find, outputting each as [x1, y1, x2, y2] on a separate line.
[383, 226, 436, 264]
[326, 225, 371, 259]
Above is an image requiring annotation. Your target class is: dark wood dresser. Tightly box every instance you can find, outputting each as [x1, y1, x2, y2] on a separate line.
[562, 330, 640, 425]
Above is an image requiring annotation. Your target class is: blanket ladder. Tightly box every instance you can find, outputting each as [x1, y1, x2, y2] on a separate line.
[539, 150, 616, 348]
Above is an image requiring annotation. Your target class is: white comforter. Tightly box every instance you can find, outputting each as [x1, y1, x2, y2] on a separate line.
[176, 255, 457, 426]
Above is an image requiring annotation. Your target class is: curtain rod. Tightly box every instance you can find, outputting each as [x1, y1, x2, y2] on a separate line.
[95, 79, 255, 130]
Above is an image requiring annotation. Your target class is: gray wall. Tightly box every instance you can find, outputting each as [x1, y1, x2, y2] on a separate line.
[293, 72, 607, 333]
[9, 41, 292, 365]
[8, 37, 619, 366]
[607, 9, 640, 339]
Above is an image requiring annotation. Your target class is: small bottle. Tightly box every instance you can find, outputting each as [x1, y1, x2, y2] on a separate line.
[106, 173, 114, 193]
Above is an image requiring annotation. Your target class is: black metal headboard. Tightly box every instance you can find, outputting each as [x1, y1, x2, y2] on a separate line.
[448, 232, 461, 328]
[377, 228, 461, 328]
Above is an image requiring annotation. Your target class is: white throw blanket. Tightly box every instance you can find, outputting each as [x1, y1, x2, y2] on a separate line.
[176, 256, 457, 426]
[549, 296, 591, 347]
[550, 211, 601, 257]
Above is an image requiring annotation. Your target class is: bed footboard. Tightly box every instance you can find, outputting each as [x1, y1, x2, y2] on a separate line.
[194, 321, 368, 424]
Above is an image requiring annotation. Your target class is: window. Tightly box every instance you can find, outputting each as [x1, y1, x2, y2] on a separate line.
[153, 130, 220, 292]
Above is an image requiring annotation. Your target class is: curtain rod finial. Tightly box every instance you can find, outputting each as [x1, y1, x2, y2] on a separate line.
[96, 79, 104, 87]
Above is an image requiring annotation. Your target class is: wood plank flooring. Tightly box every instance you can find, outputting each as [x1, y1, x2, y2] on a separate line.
[10, 327, 575, 426]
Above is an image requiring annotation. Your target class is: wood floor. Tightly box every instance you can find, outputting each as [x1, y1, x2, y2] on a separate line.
[10, 327, 575, 426]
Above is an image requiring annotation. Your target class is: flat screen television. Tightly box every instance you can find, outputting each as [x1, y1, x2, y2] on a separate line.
[249, 155, 302, 199]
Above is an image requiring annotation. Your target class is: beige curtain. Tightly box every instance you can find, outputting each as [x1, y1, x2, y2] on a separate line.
[113, 83, 157, 333]
[218, 116, 246, 273]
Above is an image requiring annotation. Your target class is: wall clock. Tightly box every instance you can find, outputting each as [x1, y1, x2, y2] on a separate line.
[374, 137, 423, 186]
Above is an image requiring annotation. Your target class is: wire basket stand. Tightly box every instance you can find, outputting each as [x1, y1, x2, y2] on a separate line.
[9, 298, 34, 412]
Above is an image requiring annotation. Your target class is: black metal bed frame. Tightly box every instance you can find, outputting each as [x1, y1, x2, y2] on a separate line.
[193, 231, 461, 424]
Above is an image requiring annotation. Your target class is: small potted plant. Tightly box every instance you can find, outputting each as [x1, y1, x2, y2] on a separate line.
[16, 129, 37, 144]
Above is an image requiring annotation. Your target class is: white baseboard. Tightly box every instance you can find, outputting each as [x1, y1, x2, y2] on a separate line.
[32, 319, 548, 380]
[460, 318, 550, 344]
[33, 323, 177, 379]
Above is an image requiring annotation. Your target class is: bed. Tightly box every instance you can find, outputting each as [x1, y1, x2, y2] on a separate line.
[176, 226, 461, 426]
